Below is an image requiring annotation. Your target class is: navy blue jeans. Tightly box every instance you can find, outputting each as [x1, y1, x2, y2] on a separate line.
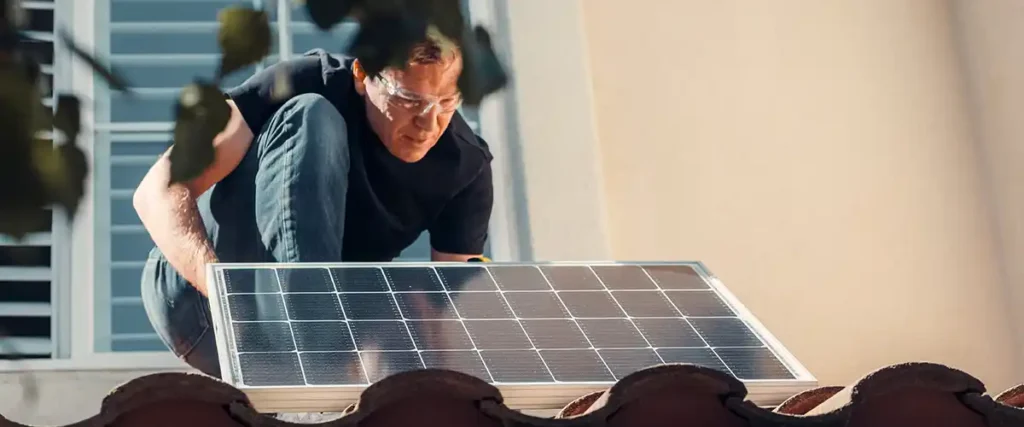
[140, 94, 351, 377]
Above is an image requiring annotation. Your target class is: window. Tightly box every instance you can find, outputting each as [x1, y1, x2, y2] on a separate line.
[61, 0, 513, 361]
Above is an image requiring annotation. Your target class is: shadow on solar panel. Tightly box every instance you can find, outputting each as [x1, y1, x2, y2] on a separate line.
[204, 261, 817, 413]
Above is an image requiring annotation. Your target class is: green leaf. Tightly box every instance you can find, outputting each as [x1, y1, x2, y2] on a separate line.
[0, 64, 49, 239]
[169, 80, 229, 185]
[217, 6, 271, 80]
[301, 0, 360, 32]
[33, 140, 88, 218]
[457, 26, 509, 106]
[57, 143, 88, 218]
[58, 28, 132, 92]
[0, 85, 34, 159]
[16, 51, 40, 85]
[0, 208, 50, 240]
[31, 98, 52, 133]
[10, 53, 55, 133]
[54, 94, 81, 139]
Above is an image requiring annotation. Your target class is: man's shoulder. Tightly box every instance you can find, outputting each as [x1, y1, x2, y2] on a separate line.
[277, 49, 364, 114]
[279, 49, 354, 87]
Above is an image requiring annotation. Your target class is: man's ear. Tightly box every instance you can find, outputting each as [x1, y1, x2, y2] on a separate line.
[352, 59, 367, 95]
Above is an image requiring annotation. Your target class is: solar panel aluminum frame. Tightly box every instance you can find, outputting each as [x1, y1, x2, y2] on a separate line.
[205, 261, 817, 413]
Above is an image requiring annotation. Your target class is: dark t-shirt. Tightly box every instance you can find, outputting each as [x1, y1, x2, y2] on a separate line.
[224, 49, 494, 261]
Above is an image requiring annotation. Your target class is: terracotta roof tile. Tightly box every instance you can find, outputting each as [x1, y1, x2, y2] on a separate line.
[773, 386, 844, 415]
[1, 362, 1022, 427]
[995, 384, 1024, 408]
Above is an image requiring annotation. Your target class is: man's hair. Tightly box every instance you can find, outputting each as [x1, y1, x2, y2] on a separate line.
[407, 33, 460, 66]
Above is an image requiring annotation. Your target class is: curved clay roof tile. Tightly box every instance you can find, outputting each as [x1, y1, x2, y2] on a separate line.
[994, 384, 1024, 408]
[772, 386, 845, 416]
[1, 362, 1023, 427]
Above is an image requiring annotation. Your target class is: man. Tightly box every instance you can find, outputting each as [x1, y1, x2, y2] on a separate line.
[135, 37, 494, 378]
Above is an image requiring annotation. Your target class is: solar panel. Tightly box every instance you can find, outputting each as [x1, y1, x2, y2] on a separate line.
[206, 261, 816, 413]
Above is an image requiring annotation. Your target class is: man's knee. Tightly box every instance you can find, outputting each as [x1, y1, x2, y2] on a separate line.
[251, 93, 351, 262]
[257, 93, 349, 167]
[281, 93, 348, 142]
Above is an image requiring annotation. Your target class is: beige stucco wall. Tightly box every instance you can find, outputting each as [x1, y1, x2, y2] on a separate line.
[573, 0, 1022, 391]
[951, 0, 1024, 385]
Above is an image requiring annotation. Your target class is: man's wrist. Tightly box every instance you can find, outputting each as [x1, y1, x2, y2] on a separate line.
[192, 251, 219, 296]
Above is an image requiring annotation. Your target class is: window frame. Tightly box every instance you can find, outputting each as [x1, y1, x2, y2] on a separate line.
[45, 0, 525, 369]
[51, 0, 76, 361]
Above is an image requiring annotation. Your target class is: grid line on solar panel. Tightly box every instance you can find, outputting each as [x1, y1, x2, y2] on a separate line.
[371, 270, 433, 376]
[580, 266, 668, 366]
[661, 315, 732, 372]
[590, 265, 656, 289]
[384, 267, 445, 292]
[612, 267, 740, 373]
[230, 346, 781, 384]
[437, 266, 498, 291]
[391, 266, 499, 378]
[408, 266, 498, 383]
[327, 267, 374, 384]
[482, 266, 559, 381]
[228, 296, 761, 372]
[226, 315, 745, 322]
[539, 266, 605, 290]
[222, 268, 282, 294]
[487, 265, 552, 290]
[270, 274, 310, 386]
[421, 350, 493, 381]
[592, 265, 765, 379]
[406, 320, 475, 350]
[392, 292, 458, 319]
[533, 266, 624, 379]
[640, 264, 711, 289]
[218, 264, 798, 386]
[329, 267, 389, 292]
[277, 267, 335, 293]
[714, 346, 794, 379]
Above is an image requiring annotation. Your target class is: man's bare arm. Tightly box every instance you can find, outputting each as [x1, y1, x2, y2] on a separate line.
[133, 100, 253, 295]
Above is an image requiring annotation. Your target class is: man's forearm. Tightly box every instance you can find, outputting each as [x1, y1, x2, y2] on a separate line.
[142, 185, 218, 295]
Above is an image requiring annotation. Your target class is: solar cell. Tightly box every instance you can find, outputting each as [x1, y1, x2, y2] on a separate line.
[329, 267, 388, 292]
[277, 267, 334, 293]
[206, 261, 815, 412]
[598, 348, 664, 379]
[436, 266, 498, 291]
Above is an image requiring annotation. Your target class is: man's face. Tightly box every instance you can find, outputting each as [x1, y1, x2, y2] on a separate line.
[354, 57, 463, 163]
